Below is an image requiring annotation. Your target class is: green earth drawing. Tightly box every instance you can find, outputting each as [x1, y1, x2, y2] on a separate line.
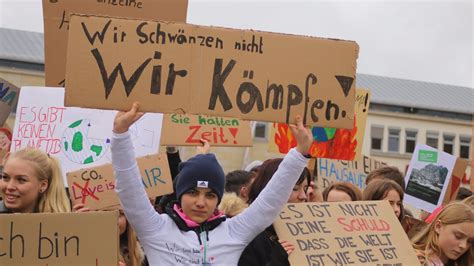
[62, 119, 110, 164]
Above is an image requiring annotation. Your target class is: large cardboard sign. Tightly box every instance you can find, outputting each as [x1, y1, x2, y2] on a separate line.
[67, 153, 173, 210]
[404, 144, 457, 213]
[0, 212, 118, 266]
[65, 14, 359, 128]
[42, 0, 188, 87]
[160, 113, 252, 147]
[274, 201, 419, 265]
[310, 155, 387, 191]
[11, 87, 163, 184]
[269, 88, 370, 159]
[0, 78, 20, 126]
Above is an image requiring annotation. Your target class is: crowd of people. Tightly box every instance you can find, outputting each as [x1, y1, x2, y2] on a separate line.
[0, 104, 473, 266]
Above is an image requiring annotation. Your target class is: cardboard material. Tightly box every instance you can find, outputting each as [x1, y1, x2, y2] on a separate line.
[310, 154, 387, 191]
[0, 78, 20, 126]
[160, 113, 252, 146]
[404, 144, 457, 213]
[269, 88, 370, 159]
[67, 153, 173, 210]
[0, 211, 118, 265]
[441, 158, 468, 204]
[42, 0, 188, 87]
[273, 201, 420, 265]
[65, 14, 359, 128]
[11, 87, 163, 184]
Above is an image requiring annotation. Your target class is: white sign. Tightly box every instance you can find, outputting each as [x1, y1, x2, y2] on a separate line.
[404, 144, 456, 213]
[11, 87, 162, 185]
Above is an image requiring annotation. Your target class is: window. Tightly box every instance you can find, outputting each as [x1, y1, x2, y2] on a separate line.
[388, 128, 400, 152]
[443, 134, 454, 155]
[459, 136, 471, 159]
[371, 126, 383, 151]
[405, 130, 417, 154]
[426, 131, 439, 149]
[254, 122, 268, 139]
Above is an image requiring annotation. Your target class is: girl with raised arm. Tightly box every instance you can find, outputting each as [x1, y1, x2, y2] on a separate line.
[112, 102, 312, 265]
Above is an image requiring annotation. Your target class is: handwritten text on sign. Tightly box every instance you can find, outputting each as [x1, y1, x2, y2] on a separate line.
[0, 212, 118, 266]
[160, 114, 252, 147]
[65, 15, 358, 128]
[274, 201, 419, 265]
[67, 153, 173, 210]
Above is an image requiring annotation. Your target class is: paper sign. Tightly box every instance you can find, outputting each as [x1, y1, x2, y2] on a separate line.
[160, 113, 252, 147]
[404, 144, 457, 213]
[269, 88, 370, 159]
[65, 14, 358, 128]
[310, 155, 387, 191]
[273, 201, 420, 265]
[0, 78, 20, 125]
[10, 87, 163, 184]
[0, 211, 118, 266]
[67, 153, 173, 210]
[42, 0, 188, 87]
[441, 158, 468, 205]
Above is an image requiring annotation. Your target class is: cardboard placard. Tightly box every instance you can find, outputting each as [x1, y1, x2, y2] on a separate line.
[404, 144, 457, 213]
[273, 201, 419, 265]
[0, 212, 118, 266]
[65, 14, 358, 128]
[441, 158, 468, 205]
[67, 153, 173, 210]
[42, 0, 188, 87]
[160, 113, 252, 147]
[0, 78, 20, 125]
[310, 155, 387, 191]
[11, 87, 163, 184]
[269, 88, 370, 159]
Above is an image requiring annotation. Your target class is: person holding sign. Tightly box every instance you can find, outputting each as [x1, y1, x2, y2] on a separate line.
[363, 179, 405, 221]
[112, 102, 313, 265]
[238, 158, 312, 265]
[0, 148, 71, 213]
[411, 201, 474, 265]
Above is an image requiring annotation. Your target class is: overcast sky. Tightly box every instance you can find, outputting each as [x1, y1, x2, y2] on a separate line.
[0, 0, 472, 88]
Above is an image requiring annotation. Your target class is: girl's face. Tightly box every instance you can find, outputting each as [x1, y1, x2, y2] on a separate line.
[118, 213, 127, 235]
[0, 131, 10, 150]
[435, 221, 474, 263]
[181, 187, 218, 224]
[306, 181, 323, 202]
[288, 179, 308, 203]
[0, 158, 48, 213]
[327, 189, 352, 202]
[383, 189, 401, 218]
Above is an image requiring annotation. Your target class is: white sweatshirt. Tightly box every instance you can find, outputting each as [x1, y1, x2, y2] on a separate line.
[112, 131, 308, 265]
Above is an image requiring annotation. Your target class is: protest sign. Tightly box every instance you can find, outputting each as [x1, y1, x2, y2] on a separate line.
[11, 87, 163, 184]
[67, 153, 173, 210]
[0, 211, 118, 266]
[65, 14, 358, 128]
[274, 201, 419, 265]
[42, 0, 188, 87]
[0, 78, 20, 126]
[310, 154, 387, 191]
[160, 113, 252, 147]
[269, 88, 370, 159]
[404, 144, 457, 213]
[441, 158, 468, 204]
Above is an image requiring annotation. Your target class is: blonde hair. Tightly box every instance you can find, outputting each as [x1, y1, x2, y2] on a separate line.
[411, 202, 474, 266]
[7, 148, 71, 213]
[218, 192, 248, 217]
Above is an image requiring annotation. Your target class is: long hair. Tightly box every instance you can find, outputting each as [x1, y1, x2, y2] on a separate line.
[363, 179, 404, 220]
[411, 202, 474, 266]
[7, 148, 70, 213]
[322, 181, 362, 201]
[247, 158, 311, 204]
[120, 212, 145, 266]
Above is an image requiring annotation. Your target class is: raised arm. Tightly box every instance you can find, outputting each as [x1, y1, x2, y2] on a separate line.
[229, 115, 313, 243]
[112, 102, 163, 239]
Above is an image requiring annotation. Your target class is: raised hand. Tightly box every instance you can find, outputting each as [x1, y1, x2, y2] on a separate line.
[289, 115, 313, 155]
[196, 139, 211, 155]
[113, 102, 144, 134]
